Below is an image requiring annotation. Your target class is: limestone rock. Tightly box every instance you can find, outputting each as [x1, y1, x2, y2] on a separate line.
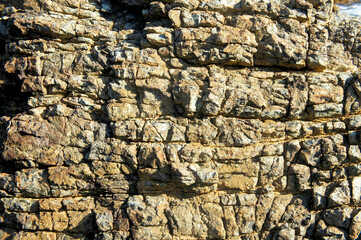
[349, 210, 361, 240]
[1, 0, 361, 239]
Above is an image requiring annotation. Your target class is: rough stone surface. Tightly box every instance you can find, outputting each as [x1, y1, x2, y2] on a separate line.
[1, 0, 361, 239]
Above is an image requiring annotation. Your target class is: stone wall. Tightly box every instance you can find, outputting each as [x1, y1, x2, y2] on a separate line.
[1, 0, 361, 239]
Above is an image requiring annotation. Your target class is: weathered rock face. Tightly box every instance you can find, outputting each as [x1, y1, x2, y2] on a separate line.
[1, 0, 361, 239]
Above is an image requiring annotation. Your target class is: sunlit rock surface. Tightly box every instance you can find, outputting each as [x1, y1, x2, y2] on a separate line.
[1, 0, 361, 239]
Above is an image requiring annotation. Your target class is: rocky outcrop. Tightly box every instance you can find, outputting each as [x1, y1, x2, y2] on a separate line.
[1, 0, 361, 239]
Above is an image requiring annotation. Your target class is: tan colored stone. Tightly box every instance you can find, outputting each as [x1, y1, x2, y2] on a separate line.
[223, 206, 239, 238]
[201, 203, 226, 238]
[38, 198, 62, 211]
[53, 212, 69, 231]
[62, 197, 95, 211]
[12, 231, 57, 240]
[217, 162, 259, 177]
[68, 210, 94, 233]
[15, 169, 50, 197]
[219, 174, 257, 191]
[107, 103, 139, 121]
[37, 212, 53, 230]
[2, 0, 361, 239]
[48, 166, 76, 189]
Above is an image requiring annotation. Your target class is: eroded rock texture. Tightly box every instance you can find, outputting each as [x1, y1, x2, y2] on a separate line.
[1, 0, 361, 239]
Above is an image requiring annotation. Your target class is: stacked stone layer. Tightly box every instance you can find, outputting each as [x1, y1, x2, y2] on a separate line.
[1, 0, 361, 239]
